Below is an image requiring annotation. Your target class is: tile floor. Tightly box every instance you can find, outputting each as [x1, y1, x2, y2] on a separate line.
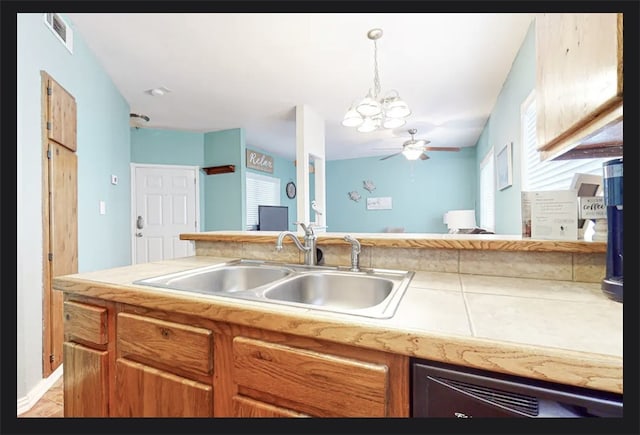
[18, 377, 63, 418]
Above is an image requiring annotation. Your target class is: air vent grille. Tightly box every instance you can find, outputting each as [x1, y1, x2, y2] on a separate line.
[434, 376, 540, 417]
[43, 13, 73, 53]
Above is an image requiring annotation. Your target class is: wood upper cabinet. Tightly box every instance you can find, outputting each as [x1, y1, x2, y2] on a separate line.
[46, 77, 77, 151]
[535, 13, 623, 161]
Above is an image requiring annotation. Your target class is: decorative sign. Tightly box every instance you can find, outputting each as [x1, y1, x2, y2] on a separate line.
[530, 190, 578, 240]
[246, 149, 274, 173]
[578, 197, 606, 219]
[367, 197, 392, 210]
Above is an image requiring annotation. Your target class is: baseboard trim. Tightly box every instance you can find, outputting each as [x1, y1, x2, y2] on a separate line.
[17, 365, 63, 416]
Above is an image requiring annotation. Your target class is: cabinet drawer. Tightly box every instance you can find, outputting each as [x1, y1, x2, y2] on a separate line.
[64, 301, 108, 345]
[232, 337, 389, 417]
[117, 312, 213, 376]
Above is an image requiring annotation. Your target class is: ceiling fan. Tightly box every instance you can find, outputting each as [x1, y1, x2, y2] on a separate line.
[378, 129, 461, 161]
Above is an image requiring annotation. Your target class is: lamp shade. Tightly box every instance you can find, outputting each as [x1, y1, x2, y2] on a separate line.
[342, 108, 364, 127]
[444, 210, 477, 231]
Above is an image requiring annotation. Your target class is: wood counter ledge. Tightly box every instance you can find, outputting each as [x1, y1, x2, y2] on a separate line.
[53, 256, 622, 395]
[179, 231, 607, 253]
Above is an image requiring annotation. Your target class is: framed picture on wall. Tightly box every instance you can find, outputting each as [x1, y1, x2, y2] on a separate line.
[496, 142, 513, 191]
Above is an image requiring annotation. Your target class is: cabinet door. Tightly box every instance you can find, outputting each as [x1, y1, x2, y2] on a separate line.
[232, 336, 390, 417]
[232, 395, 308, 417]
[63, 342, 108, 417]
[47, 78, 77, 151]
[114, 358, 213, 417]
[535, 13, 622, 152]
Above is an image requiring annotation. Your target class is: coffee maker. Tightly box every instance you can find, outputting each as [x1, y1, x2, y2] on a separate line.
[602, 157, 623, 302]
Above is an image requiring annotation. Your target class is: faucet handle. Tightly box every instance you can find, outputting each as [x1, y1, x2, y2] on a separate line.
[294, 222, 315, 236]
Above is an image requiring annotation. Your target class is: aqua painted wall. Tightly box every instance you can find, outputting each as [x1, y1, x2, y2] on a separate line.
[204, 128, 246, 230]
[17, 13, 131, 399]
[326, 148, 477, 233]
[476, 20, 536, 235]
[130, 127, 206, 228]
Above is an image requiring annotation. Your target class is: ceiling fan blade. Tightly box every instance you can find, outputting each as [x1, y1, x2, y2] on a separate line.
[373, 148, 403, 151]
[424, 146, 461, 152]
[419, 153, 430, 160]
[379, 152, 402, 161]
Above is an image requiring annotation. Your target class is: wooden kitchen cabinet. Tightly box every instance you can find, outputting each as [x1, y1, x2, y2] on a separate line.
[114, 358, 213, 417]
[113, 311, 215, 417]
[230, 335, 405, 417]
[63, 301, 409, 417]
[535, 13, 623, 161]
[63, 342, 109, 416]
[62, 298, 111, 417]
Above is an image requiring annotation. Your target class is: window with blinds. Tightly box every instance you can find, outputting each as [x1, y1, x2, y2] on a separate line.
[480, 148, 495, 232]
[520, 91, 610, 191]
[246, 172, 280, 229]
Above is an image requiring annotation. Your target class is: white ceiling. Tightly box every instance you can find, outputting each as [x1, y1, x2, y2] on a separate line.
[66, 12, 535, 161]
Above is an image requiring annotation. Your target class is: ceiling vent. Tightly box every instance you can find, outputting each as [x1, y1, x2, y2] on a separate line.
[43, 13, 73, 53]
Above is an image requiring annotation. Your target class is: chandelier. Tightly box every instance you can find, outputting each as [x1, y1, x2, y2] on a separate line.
[342, 28, 411, 132]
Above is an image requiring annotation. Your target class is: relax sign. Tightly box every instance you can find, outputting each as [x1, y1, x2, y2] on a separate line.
[246, 149, 274, 174]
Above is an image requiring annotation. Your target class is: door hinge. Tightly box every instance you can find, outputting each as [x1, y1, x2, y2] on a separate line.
[48, 253, 53, 261]
[46, 121, 52, 131]
[47, 87, 52, 96]
[195, 220, 197, 228]
[49, 354, 54, 363]
[47, 149, 52, 159]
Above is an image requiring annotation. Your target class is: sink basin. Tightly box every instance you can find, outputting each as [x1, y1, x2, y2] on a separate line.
[133, 262, 293, 295]
[264, 272, 393, 309]
[133, 259, 414, 319]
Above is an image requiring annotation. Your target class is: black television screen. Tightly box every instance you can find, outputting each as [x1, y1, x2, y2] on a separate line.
[258, 205, 288, 231]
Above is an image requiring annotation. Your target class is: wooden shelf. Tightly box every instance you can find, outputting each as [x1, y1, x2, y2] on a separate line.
[202, 165, 235, 175]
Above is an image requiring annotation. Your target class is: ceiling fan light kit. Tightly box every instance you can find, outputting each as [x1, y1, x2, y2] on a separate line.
[342, 28, 411, 132]
[379, 128, 460, 161]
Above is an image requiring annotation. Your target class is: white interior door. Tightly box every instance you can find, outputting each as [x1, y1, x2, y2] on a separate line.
[132, 164, 199, 264]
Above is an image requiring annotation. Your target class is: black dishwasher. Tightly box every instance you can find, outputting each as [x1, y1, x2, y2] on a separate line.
[412, 359, 622, 418]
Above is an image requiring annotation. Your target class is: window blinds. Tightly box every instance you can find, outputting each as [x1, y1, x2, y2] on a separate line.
[521, 93, 610, 192]
[246, 172, 280, 228]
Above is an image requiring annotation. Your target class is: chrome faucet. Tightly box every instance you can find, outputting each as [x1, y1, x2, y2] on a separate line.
[344, 234, 361, 272]
[275, 222, 318, 265]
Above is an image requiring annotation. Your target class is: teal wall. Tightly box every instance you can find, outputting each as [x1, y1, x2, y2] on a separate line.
[204, 128, 246, 230]
[326, 149, 477, 233]
[17, 13, 131, 399]
[130, 127, 206, 228]
[246, 147, 298, 229]
[476, 20, 536, 235]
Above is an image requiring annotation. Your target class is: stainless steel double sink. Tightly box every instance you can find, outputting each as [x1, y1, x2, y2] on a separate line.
[133, 259, 414, 319]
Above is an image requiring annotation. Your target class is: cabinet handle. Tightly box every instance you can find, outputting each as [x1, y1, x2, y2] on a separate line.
[160, 327, 170, 338]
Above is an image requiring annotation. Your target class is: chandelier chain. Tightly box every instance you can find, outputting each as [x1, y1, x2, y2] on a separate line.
[373, 39, 381, 98]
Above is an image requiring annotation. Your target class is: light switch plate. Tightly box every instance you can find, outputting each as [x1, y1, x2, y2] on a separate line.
[111, 175, 118, 185]
[99, 200, 106, 215]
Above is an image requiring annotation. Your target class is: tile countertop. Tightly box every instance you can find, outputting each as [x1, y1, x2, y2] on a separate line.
[52, 255, 623, 395]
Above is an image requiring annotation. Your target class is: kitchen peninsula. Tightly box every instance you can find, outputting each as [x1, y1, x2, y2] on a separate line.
[53, 231, 621, 417]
